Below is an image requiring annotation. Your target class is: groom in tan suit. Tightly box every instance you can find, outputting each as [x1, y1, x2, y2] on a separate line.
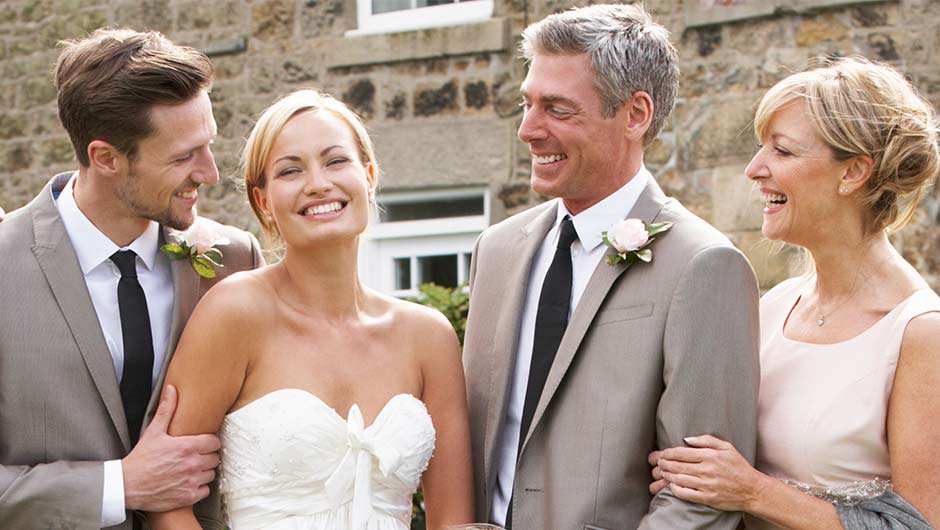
[0, 29, 261, 529]
[463, 5, 761, 529]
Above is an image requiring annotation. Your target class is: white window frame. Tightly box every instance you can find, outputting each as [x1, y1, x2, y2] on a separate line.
[359, 188, 489, 298]
[349, 0, 493, 36]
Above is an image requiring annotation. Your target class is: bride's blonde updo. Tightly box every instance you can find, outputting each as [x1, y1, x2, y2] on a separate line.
[754, 56, 939, 234]
[241, 89, 378, 245]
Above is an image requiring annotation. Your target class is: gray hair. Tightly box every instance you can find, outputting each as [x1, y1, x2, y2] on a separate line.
[520, 4, 679, 146]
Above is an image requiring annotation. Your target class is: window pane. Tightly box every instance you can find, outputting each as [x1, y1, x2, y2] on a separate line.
[373, 0, 411, 14]
[394, 257, 411, 290]
[379, 196, 484, 222]
[417, 0, 456, 6]
[417, 254, 458, 288]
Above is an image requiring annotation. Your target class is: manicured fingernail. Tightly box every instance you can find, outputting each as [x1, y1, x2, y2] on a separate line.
[683, 436, 694, 443]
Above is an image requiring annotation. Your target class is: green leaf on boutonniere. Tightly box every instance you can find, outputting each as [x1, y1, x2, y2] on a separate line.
[646, 221, 673, 237]
[202, 248, 224, 267]
[636, 248, 653, 262]
[191, 256, 218, 278]
[160, 243, 189, 260]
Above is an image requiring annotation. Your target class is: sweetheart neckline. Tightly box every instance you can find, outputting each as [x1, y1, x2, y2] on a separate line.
[225, 388, 425, 429]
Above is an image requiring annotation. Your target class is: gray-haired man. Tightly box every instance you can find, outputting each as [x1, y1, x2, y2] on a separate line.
[462, 5, 761, 529]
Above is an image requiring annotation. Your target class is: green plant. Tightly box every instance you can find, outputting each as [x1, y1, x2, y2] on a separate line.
[408, 282, 470, 529]
[409, 282, 469, 345]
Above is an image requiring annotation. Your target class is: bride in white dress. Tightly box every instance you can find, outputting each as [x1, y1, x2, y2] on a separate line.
[150, 89, 475, 529]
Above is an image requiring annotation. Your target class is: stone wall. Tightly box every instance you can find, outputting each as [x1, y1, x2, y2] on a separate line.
[1, 0, 938, 290]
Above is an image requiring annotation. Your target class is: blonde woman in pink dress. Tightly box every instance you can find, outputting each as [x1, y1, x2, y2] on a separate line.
[650, 57, 940, 529]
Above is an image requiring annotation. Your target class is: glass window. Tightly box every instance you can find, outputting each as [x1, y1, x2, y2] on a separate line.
[351, 0, 493, 35]
[418, 254, 459, 288]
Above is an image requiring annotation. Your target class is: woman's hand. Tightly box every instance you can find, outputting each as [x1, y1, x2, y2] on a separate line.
[647, 449, 668, 495]
[654, 434, 768, 512]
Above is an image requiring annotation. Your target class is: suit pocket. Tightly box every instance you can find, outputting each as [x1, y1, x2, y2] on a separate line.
[593, 303, 654, 326]
[584, 525, 611, 530]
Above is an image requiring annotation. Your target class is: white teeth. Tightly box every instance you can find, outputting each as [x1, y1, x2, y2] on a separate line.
[302, 202, 343, 216]
[532, 153, 567, 164]
[175, 190, 196, 199]
[761, 192, 787, 206]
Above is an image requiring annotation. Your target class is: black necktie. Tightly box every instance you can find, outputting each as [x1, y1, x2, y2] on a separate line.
[504, 216, 578, 529]
[110, 250, 154, 444]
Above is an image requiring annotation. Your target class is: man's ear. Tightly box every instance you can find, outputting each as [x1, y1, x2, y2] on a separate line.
[87, 140, 127, 176]
[839, 154, 874, 195]
[623, 91, 654, 143]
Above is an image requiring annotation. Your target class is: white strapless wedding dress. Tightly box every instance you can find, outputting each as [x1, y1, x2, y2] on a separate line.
[218, 389, 436, 530]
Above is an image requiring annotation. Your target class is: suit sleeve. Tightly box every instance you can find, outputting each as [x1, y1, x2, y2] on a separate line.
[0, 461, 105, 528]
[638, 244, 761, 530]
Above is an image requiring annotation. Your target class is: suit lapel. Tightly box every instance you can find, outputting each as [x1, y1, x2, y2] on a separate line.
[145, 227, 201, 421]
[482, 203, 557, 494]
[520, 181, 669, 453]
[30, 174, 131, 451]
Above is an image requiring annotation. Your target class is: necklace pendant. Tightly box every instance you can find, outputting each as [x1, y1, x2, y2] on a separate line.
[817, 316, 825, 327]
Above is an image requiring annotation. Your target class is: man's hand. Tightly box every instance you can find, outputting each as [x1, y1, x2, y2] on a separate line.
[122, 385, 221, 512]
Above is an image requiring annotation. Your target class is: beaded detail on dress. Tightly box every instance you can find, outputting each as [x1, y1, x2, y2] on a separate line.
[783, 477, 892, 506]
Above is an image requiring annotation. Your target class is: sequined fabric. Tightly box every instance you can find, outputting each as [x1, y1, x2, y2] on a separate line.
[783, 477, 893, 506]
[218, 390, 435, 530]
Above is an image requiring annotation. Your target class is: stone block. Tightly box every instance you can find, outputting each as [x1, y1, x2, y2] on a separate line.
[113, 0, 170, 33]
[414, 80, 457, 117]
[711, 163, 762, 232]
[342, 78, 376, 119]
[300, 0, 346, 38]
[282, 59, 318, 84]
[327, 17, 509, 69]
[724, 18, 791, 54]
[39, 137, 75, 166]
[464, 80, 489, 110]
[645, 136, 674, 167]
[30, 110, 63, 136]
[657, 167, 713, 223]
[796, 14, 850, 47]
[0, 113, 26, 140]
[252, 0, 296, 41]
[859, 31, 902, 62]
[20, 77, 56, 107]
[682, 61, 758, 97]
[497, 182, 531, 210]
[728, 229, 801, 292]
[3, 142, 33, 171]
[176, 0, 246, 31]
[851, 3, 899, 27]
[678, 97, 757, 170]
[384, 91, 408, 120]
[370, 118, 512, 189]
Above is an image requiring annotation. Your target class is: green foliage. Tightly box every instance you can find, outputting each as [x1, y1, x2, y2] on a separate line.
[408, 282, 469, 346]
[407, 282, 470, 529]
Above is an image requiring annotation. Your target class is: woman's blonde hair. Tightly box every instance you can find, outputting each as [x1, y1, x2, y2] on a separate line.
[754, 56, 939, 234]
[241, 89, 378, 244]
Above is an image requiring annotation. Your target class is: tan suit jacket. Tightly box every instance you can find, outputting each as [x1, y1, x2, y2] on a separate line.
[0, 172, 263, 529]
[464, 179, 760, 529]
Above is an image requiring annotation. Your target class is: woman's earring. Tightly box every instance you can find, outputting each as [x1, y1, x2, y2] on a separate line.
[839, 186, 849, 195]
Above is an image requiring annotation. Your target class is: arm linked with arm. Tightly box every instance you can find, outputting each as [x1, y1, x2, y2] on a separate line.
[638, 245, 761, 530]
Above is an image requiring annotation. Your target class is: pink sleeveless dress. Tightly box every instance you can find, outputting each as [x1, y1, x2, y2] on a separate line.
[745, 276, 940, 530]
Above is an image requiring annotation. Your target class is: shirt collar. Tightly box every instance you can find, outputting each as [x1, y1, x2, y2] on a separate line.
[556, 165, 651, 252]
[56, 175, 161, 274]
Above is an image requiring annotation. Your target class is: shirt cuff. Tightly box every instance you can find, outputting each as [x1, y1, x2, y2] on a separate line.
[101, 459, 127, 527]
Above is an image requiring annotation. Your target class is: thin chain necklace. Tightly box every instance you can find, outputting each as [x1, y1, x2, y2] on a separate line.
[813, 251, 896, 327]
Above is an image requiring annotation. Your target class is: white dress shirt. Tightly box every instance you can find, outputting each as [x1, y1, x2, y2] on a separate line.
[490, 167, 650, 525]
[56, 176, 175, 527]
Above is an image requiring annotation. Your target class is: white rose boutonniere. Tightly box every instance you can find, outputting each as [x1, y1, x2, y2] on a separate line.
[160, 226, 229, 279]
[601, 218, 673, 266]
